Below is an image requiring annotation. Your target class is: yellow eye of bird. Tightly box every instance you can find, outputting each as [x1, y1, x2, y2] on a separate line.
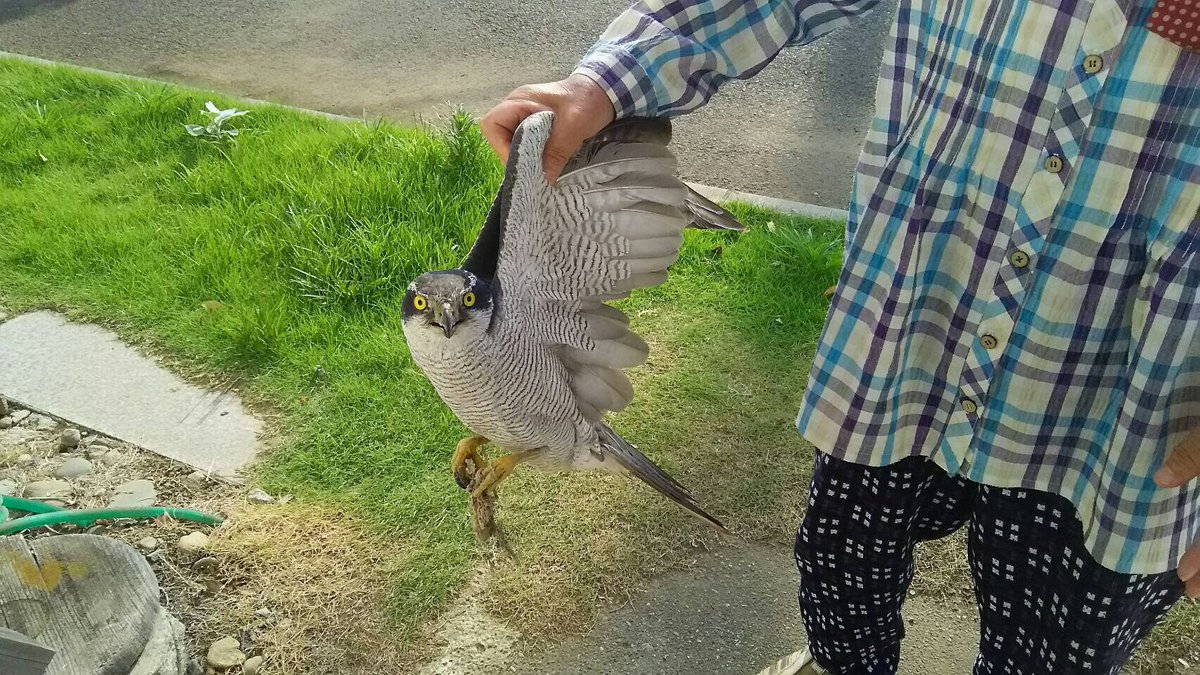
[413, 295, 427, 311]
[463, 292, 476, 308]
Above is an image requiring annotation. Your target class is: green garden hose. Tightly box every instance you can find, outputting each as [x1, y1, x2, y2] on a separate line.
[1, 495, 66, 517]
[0, 497, 222, 535]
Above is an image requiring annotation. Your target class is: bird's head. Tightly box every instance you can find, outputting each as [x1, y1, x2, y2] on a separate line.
[402, 270, 493, 341]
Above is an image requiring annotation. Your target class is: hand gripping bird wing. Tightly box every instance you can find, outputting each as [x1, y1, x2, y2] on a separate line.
[462, 111, 729, 530]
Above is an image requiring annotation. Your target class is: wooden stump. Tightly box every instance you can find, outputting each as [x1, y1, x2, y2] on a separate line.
[0, 534, 180, 675]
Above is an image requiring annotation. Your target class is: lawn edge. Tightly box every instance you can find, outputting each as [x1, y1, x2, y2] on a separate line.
[0, 49, 850, 221]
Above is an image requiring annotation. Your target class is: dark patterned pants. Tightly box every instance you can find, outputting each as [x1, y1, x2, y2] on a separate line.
[794, 452, 1185, 674]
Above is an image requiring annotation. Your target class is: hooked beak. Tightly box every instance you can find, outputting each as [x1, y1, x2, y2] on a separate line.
[435, 302, 458, 338]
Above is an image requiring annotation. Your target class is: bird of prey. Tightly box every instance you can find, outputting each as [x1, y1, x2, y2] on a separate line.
[402, 112, 741, 531]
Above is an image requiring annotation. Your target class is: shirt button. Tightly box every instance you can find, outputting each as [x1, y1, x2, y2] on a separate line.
[1044, 155, 1064, 173]
[1082, 54, 1104, 74]
[980, 334, 999, 350]
[1010, 249, 1031, 268]
[961, 398, 979, 415]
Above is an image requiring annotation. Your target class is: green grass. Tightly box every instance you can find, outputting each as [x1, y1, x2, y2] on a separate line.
[0, 57, 841, 645]
[2, 57, 1193, 671]
[0, 58, 504, 629]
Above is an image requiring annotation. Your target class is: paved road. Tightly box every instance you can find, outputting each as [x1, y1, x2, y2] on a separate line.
[423, 543, 980, 674]
[516, 544, 980, 675]
[0, 0, 893, 208]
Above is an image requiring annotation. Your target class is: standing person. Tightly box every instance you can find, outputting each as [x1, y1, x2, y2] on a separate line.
[480, 1, 1199, 673]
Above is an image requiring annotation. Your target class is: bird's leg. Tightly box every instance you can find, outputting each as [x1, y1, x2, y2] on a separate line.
[470, 453, 526, 499]
[452, 435, 489, 490]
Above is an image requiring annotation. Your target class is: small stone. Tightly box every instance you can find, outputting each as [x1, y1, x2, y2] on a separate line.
[247, 488, 274, 505]
[0, 396, 7, 417]
[55, 457, 93, 478]
[85, 524, 110, 536]
[242, 655, 263, 675]
[34, 415, 56, 431]
[10, 410, 30, 425]
[203, 579, 223, 595]
[178, 531, 210, 554]
[101, 449, 124, 465]
[24, 479, 71, 500]
[0, 417, 11, 430]
[59, 428, 82, 449]
[192, 556, 219, 574]
[17, 453, 32, 465]
[88, 437, 113, 448]
[254, 607, 274, 619]
[110, 479, 156, 507]
[0, 479, 17, 497]
[184, 470, 208, 487]
[205, 637, 245, 670]
[138, 537, 160, 551]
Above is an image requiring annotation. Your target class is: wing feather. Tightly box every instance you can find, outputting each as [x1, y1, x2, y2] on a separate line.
[488, 112, 692, 420]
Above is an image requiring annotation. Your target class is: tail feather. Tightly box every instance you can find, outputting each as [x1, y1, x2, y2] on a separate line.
[684, 187, 747, 232]
[598, 424, 729, 533]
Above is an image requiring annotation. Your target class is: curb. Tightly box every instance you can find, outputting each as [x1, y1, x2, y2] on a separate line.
[0, 50, 362, 124]
[2, 50, 850, 222]
[686, 183, 850, 223]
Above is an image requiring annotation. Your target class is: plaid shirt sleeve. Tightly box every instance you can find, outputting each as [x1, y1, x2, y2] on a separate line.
[573, 0, 881, 118]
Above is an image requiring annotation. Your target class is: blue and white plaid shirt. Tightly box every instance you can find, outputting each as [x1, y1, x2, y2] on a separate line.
[576, 0, 1199, 574]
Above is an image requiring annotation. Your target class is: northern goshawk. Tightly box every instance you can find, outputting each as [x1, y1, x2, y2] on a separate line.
[402, 112, 741, 530]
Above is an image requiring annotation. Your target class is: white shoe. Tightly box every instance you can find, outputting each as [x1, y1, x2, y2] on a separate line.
[754, 647, 830, 675]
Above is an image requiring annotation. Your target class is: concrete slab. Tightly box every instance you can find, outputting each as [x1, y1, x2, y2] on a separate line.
[0, 312, 259, 474]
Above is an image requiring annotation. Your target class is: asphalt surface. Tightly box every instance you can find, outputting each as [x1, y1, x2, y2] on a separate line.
[496, 543, 980, 674]
[514, 544, 980, 675]
[0, 0, 893, 207]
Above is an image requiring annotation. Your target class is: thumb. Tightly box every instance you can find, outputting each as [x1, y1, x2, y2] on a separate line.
[1156, 429, 1200, 488]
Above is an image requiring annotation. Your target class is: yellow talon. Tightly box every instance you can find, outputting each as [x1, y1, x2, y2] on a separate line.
[470, 454, 524, 499]
[452, 435, 488, 490]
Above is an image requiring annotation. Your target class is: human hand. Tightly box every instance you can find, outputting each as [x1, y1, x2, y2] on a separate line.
[1154, 428, 1200, 597]
[480, 73, 616, 184]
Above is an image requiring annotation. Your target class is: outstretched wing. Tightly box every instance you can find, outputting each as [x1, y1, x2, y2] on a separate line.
[562, 118, 746, 232]
[474, 111, 690, 421]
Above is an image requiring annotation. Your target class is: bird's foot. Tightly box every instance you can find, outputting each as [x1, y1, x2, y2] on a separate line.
[452, 435, 489, 489]
[470, 454, 523, 499]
